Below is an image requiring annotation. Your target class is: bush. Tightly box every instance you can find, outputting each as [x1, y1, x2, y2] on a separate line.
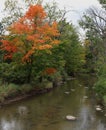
[17, 84, 33, 94]
[103, 95, 106, 104]
[94, 77, 106, 98]
[0, 83, 35, 103]
[97, 64, 106, 78]
[0, 63, 29, 84]
[94, 64, 106, 101]
[0, 83, 19, 102]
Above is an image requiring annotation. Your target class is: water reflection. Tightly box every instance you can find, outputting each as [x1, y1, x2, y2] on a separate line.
[0, 119, 23, 130]
[18, 106, 28, 115]
[0, 76, 105, 130]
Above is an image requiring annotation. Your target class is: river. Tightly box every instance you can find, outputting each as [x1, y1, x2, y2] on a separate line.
[0, 75, 106, 130]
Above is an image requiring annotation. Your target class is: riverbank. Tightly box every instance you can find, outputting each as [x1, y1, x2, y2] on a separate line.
[0, 74, 105, 110]
[0, 80, 58, 107]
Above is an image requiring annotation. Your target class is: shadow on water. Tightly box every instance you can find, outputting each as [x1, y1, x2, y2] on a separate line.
[0, 74, 106, 130]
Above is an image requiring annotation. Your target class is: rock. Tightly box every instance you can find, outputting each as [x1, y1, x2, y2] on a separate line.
[96, 105, 102, 111]
[64, 91, 70, 94]
[83, 96, 88, 99]
[71, 89, 75, 92]
[66, 115, 76, 121]
[79, 84, 82, 86]
[96, 107, 102, 111]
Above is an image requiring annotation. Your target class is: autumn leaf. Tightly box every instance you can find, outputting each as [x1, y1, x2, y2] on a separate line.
[1, 4, 60, 62]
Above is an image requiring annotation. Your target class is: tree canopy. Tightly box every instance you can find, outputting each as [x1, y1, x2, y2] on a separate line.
[0, 0, 85, 84]
[1, 4, 60, 62]
[79, 5, 106, 72]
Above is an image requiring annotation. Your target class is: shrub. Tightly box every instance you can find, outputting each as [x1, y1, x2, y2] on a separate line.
[0, 63, 29, 84]
[97, 64, 106, 78]
[94, 77, 106, 98]
[0, 83, 19, 101]
[17, 84, 33, 94]
[94, 64, 106, 101]
[0, 83, 34, 103]
[103, 95, 106, 104]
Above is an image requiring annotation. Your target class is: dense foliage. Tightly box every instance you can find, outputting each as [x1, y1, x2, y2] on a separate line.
[0, 0, 85, 102]
[94, 65, 106, 101]
[80, 0, 106, 103]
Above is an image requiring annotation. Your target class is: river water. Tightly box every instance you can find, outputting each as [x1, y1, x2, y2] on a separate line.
[0, 75, 106, 130]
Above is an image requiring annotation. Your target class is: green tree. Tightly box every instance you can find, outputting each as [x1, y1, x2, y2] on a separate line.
[79, 7, 106, 72]
[44, 1, 65, 24]
[98, 0, 106, 9]
[80, 2, 106, 102]
[59, 20, 85, 75]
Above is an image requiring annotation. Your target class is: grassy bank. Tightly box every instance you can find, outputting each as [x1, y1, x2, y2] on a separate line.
[93, 65, 106, 106]
[0, 80, 56, 106]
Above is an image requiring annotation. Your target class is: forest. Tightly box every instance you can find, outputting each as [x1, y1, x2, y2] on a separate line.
[0, 0, 106, 107]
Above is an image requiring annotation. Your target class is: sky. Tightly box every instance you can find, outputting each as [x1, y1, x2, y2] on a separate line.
[44, 0, 101, 37]
[49, 0, 101, 23]
[0, 0, 101, 21]
[0, 0, 101, 37]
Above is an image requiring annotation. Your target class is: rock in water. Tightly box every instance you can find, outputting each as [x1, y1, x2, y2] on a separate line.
[64, 91, 70, 94]
[96, 107, 101, 111]
[96, 105, 102, 111]
[71, 89, 75, 92]
[66, 115, 76, 121]
[83, 96, 88, 99]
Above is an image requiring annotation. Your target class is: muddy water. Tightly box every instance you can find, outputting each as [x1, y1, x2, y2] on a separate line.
[0, 75, 106, 130]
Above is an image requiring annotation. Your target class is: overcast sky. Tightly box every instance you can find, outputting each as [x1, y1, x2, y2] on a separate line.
[0, 0, 101, 37]
[0, 0, 101, 23]
[45, 0, 101, 37]
[46, 0, 101, 24]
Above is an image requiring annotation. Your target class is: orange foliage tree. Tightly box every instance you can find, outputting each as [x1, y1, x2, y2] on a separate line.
[0, 40, 17, 60]
[1, 4, 60, 62]
[43, 67, 57, 75]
